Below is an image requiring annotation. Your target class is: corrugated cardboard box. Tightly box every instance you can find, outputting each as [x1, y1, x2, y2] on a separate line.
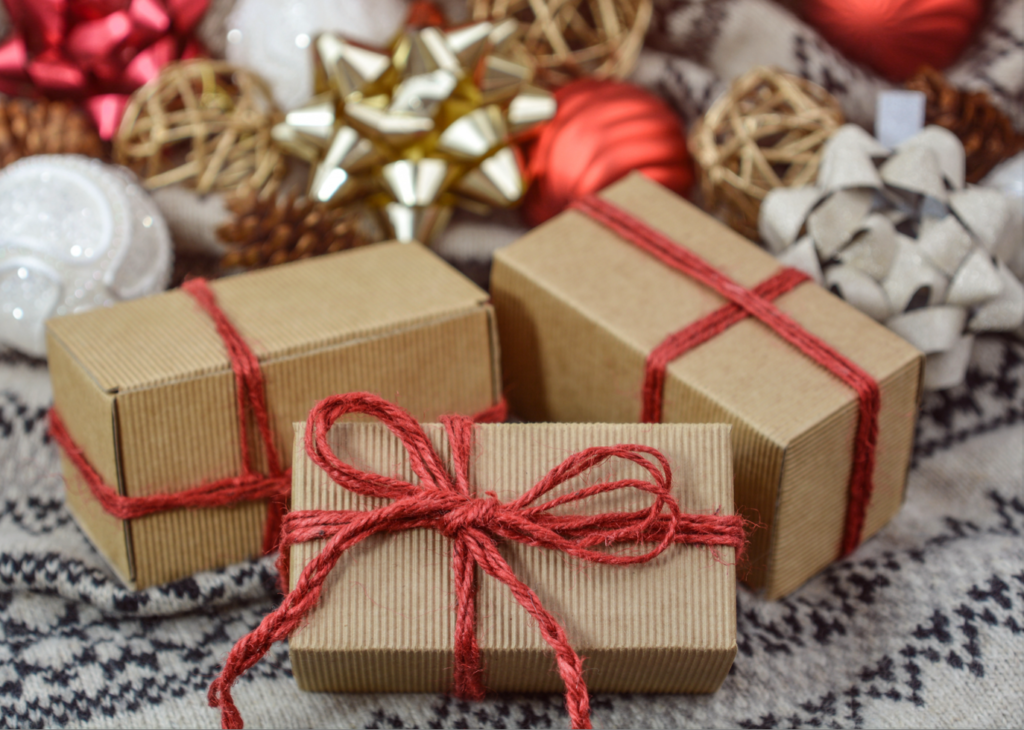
[48, 243, 502, 590]
[491, 174, 923, 599]
[288, 420, 737, 694]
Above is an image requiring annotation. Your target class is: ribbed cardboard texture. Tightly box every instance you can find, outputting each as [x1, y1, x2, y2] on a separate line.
[491, 174, 924, 600]
[47, 242, 502, 590]
[289, 421, 737, 694]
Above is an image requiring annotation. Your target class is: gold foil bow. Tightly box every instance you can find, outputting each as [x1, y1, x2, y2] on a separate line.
[760, 124, 1024, 390]
[271, 21, 556, 244]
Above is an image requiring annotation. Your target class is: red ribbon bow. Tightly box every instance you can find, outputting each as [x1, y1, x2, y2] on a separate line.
[0, 0, 208, 138]
[209, 392, 748, 730]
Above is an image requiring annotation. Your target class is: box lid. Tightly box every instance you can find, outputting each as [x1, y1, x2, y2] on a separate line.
[47, 242, 489, 394]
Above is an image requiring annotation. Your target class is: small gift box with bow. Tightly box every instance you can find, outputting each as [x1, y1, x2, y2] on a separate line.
[208, 393, 743, 730]
[491, 173, 924, 600]
[47, 243, 502, 589]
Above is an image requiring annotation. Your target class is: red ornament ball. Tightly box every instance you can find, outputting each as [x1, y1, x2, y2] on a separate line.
[522, 79, 693, 226]
[803, 0, 984, 82]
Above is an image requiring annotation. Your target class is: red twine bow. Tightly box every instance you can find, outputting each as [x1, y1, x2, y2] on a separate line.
[570, 194, 881, 557]
[208, 392, 747, 730]
[0, 0, 208, 138]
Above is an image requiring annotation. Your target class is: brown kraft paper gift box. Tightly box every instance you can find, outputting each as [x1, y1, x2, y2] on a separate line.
[47, 242, 502, 590]
[287, 420, 738, 695]
[491, 173, 924, 600]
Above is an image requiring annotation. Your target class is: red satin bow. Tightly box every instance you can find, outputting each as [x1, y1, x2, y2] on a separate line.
[0, 0, 208, 138]
[208, 392, 748, 730]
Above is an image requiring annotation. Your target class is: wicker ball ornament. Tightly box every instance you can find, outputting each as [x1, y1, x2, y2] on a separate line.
[113, 60, 287, 196]
[690, 67, 844, 240]
[470, 0, 653, 87]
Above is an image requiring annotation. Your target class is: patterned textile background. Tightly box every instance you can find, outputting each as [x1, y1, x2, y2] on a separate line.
[1, 0, 1023, 728]
[1, 337, 1022, 729]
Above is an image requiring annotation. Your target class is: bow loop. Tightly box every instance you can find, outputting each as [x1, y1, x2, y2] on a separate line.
[304, 392, 452, 501]
[439, 413, 475, 497]
[510, 444, 674, 510]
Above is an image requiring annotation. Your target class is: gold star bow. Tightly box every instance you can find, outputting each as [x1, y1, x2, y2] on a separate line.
[271, 20, 556, 244]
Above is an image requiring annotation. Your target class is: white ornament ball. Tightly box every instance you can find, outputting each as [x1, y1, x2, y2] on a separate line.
[0, 155, 172, 358]
[226, 0, 410, 110]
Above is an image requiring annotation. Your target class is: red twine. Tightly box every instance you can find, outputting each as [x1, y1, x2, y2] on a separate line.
[207, 392, 747, 730]
[570, 194, 881, 558]
[49, 278, 290, 554]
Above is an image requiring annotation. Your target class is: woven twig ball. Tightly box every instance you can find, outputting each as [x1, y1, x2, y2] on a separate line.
[113, 60, 286, 196]
[690, 67, 844, 239]
[470, 0, 653, 87]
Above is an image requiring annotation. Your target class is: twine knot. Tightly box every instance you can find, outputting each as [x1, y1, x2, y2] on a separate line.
[209, 392, 748, 730]
[440, 494, 504, 538]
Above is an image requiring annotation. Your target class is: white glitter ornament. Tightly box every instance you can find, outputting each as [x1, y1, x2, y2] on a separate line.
[225, 0, 410, 110]
[0, 155, 172, 358]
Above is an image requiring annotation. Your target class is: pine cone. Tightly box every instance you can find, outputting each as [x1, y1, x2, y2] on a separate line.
[217, 190, 374, 270]
[906, 67, 1024, 183]
[0, 97, 105, 168]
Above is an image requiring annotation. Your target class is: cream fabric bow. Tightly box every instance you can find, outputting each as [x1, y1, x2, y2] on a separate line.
[760, 124, 1024, 390]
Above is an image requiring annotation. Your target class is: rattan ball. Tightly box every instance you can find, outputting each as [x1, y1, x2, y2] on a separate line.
[470, 0, 653, 88]
[113, 60, 286, 196]
[690, 67, 844, 240]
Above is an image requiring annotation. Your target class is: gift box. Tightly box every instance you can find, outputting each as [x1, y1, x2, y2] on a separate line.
[47, 243, 502, 589]
[491, 174, 924, 599]
[285, 416, 739, 699]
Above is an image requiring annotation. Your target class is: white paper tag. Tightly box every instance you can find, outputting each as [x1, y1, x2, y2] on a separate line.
[875, 90, 926, 148]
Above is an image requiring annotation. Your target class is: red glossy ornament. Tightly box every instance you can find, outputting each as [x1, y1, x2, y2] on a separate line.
[523, 79, 693, 226]
[803, 0, 984, 82]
